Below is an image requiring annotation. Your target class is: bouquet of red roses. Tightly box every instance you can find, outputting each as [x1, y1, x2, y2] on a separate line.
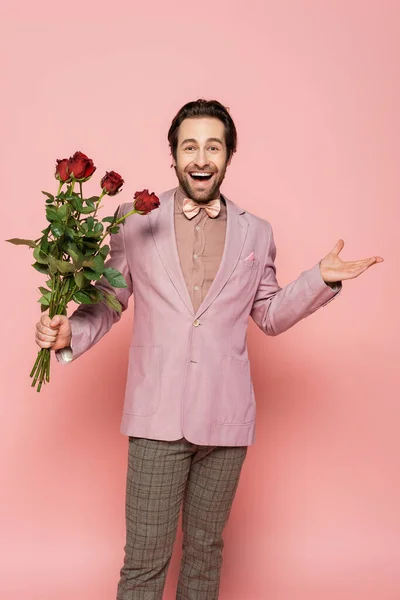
[6, 151, 160, 392]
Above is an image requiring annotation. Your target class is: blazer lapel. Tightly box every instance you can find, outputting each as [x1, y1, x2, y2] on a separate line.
[194, 193, 248, 319]
[149, 187, 249, 319]
[149, 187, 195, 316]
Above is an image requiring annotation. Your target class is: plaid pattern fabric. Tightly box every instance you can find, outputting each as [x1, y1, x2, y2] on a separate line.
[116, 436, 247, 600]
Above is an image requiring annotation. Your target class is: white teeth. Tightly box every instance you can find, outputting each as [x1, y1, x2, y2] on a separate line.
[191, 172, 212, 177]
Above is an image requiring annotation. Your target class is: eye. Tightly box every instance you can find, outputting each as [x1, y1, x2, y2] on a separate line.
[185, 146, 195, 151]
[209, 146, 219, 151]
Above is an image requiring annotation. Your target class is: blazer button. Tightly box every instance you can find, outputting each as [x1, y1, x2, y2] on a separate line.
[193, 319, 200, 327]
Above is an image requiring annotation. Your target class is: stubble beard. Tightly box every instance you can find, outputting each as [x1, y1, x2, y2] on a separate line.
[174, 165, 227, 203]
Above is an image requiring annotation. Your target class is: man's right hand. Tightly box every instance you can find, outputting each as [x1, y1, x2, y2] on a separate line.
[35, 314, 72, 351]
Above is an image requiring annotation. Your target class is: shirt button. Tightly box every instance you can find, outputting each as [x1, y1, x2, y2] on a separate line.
[193, 319, 200, 327]
[194, 285, 199, 291]
[193, 254, 198, 259]
[195, 225, 200, 230]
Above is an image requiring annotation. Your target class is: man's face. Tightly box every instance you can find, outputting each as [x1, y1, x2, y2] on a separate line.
[172, 117, 232, 203]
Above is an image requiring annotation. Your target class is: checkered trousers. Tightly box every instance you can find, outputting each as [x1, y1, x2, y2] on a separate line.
[116, 436, 248, 600]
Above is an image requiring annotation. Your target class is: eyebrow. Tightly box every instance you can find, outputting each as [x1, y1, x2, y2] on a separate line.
[180, 137, 224, 146]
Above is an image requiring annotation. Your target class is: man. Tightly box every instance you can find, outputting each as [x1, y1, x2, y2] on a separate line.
[35, 99, 383, 599]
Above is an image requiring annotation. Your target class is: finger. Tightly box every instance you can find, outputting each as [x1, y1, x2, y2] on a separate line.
[41, 314, 51, 326]
[35, 336, 54, 349]
[37, 323, 57, 336]
[50, 316, 62, 328]
[331, 239, 345, 256]
[344, 257, 379, 269]
[36, 331, 57, 343]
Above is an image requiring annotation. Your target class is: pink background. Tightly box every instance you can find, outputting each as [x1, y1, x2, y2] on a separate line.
[1, 1, 398, 599]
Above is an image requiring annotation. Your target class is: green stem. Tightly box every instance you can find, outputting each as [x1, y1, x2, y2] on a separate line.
[93, 190, 106, 220]
[30, 349, 43, 378]
[36, 354, 48, 392]
[97, 209, 139, 247]
[31, 351, 45, 388]
[115, 208, 139, 225]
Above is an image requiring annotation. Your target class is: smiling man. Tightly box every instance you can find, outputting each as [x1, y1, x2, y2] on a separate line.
[35, 99, 383, 599]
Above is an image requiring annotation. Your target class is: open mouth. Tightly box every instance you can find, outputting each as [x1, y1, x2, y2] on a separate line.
[189, 171, 214, 182]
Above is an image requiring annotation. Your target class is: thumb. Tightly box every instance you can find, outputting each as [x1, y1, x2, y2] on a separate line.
[50, 316, 61, 328]
[331, 239, 344, 256]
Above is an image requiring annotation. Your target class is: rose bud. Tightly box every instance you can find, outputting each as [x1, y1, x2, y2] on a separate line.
[100, 171, 124, 196]
[67, 151, 96, 181]
[133, 189, 160, 215]
[55, 158, 72, 183]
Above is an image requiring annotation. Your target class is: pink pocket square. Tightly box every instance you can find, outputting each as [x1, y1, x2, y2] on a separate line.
[244, 251, 255, 261]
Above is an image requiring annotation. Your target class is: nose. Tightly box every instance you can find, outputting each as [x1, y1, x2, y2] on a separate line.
[194, 147, 208, 168]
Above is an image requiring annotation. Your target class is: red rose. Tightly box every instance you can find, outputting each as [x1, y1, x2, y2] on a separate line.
[55, 158, 71, 182]
[133, 189, 160, 215]
[67, 151, 96, 180]
[100, 171, 124, 196]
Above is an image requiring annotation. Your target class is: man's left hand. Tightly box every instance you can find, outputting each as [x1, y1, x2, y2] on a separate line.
[319, 239, 384, 283]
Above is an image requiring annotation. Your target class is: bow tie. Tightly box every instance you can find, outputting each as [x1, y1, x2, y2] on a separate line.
[182, 197, 221, 220]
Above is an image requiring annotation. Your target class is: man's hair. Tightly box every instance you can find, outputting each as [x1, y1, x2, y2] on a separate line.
[167, 99, 237, 162]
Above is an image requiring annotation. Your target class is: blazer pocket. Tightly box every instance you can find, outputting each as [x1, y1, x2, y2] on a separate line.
[215, 355, 255, 425]
[124, 345, 161, 416]
[236, 258, 260, 270]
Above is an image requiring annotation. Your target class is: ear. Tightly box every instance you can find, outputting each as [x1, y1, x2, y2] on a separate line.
[226, 152, 233, 167]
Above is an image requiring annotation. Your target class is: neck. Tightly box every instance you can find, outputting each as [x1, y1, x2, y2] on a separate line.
[177, 185, 221, 204]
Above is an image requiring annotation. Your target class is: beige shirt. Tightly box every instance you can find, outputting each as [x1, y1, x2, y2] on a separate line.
[174, 186, 227, 314]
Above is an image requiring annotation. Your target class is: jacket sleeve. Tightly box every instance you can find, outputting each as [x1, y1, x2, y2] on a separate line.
[55, 204, 133, 364]
[250, 221, 342, 336]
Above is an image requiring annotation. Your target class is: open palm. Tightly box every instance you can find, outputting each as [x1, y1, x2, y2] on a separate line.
[320, 239, 384, 283]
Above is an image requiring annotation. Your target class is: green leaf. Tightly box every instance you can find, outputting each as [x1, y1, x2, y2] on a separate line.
[87, 216, 94, 231]
[81, 239, 98, 249]
[46, 207, 59, 222]
[83, 254, 105, 273]
[40, 237, 49, 253]
[56, 259, 75, 274]
[104, 267, 127, 288]
[86, 196, 99, 204]
[85, 198, 95, 208]
[58, 204, 71, 221]
[38, 296, 50, 306]
[74, 271, 86, 288]
[45, 198, 55, 204]
[99, 244, 110, 258]
[39, 286, 50, 295]
[33, 247, 48, 264]
[51, 222, 65, 237]
[46, 279, 54, 289]
[94, 222, 103, 234]
[6, 238, 37, 248]
[102, 216, 114, 223]
[80, 206, 96, 214]
[64, 227, 76, 240]
[86, 286, 102, 303]
[83, 268, 103, 281]
[73, 290, 93, 304]
[63, 242, 80, 261]
[113, 204, 121, 220]
[109, 226, 120, 234]
[102, 291, 122, 313]
[32, 262, 49, 274]
[41, 191, 54, 200]
[47, 256, 58, 274]
[71, 196, 83, 212]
